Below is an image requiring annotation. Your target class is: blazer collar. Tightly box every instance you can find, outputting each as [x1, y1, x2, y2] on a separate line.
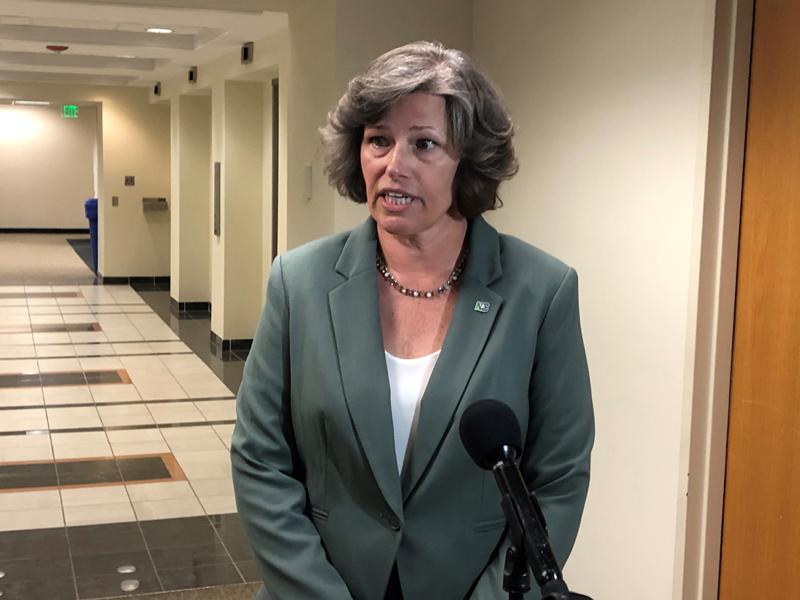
[329, 218, 399, 514]
[333, 217, 379, 279]
[329, 216, 504, 513]
[461, 214, 503, 286]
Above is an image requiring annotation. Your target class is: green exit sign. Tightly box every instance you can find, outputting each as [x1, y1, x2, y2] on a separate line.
[62, 104, 78, 118]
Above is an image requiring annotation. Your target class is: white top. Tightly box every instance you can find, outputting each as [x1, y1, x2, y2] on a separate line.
[385, 349, 441, 474]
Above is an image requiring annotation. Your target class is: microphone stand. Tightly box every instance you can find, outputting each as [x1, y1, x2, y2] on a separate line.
[493, 445, 593, 600]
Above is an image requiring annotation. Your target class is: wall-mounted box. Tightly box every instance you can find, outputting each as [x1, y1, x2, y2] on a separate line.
[241, 42, 254, 64]
[213, 162, 221, 236]
[142, 197, 168, 211]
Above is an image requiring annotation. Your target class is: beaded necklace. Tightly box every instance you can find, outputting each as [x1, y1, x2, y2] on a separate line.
[376, 243, 468, 299]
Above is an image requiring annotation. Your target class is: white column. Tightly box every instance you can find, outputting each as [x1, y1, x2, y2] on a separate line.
[210, 80, 265, 343]
[170, 94, 212, 306]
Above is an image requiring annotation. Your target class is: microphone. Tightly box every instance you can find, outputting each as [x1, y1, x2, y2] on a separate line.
[459, 400, 592, 600]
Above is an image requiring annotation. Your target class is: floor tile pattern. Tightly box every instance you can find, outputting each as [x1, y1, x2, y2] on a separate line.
[0, 283, 253, 599]
[0, 514, 257, 599]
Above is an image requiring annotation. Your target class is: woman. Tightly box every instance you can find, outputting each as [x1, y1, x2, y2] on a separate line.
[232, 41, 594, 600]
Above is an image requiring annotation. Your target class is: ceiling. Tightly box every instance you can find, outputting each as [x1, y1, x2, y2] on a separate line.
[0, 0, 288, 87]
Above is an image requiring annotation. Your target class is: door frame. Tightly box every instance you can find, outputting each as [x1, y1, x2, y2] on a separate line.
[682, 0, 754, 598]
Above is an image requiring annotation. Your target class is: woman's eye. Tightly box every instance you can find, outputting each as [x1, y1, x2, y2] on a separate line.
[415, 139, 436, 151]
[368, 136, 389, 148]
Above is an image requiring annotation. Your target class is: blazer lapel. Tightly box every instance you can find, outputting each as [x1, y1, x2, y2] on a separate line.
[328, 219, 404, 517]
[401, 217, 504, 499]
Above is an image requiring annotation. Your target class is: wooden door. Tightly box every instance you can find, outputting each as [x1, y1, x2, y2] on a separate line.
[719, 0, 800, 597]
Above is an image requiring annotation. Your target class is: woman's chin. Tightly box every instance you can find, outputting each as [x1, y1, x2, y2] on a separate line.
[376, 218, 416, 238]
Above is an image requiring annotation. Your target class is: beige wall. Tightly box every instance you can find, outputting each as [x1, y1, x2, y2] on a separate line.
[170, 94, 211, 303]
[0, 103, 96, 229]
[100, 87, 170, 277]
[472, 1, 717, 598]
[0, 81, 170, 277]
[282, 0, 337, 250]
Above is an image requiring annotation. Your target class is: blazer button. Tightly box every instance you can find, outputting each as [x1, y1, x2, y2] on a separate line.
[380, 513, 401, 531]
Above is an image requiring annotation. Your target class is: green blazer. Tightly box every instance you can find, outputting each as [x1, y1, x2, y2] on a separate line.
[231, 216, 594, 600]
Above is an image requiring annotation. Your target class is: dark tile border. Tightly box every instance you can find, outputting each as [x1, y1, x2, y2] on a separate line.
[0, 395, 236, 412]
[0, 419, 236, 437]
[0, 228, 89, 234]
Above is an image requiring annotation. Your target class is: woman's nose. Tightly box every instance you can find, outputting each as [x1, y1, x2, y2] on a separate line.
[385, 144, 409, 179]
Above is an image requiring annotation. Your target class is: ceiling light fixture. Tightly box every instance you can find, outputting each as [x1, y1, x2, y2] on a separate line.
[12, 100, 51, 106]
[117, 54, 136, 59]
[146, 27, 173, 34]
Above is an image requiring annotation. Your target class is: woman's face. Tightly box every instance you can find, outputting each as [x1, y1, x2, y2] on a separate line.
[360, 92, 461, 241]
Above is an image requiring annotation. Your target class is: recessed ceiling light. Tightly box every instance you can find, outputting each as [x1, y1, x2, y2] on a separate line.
[12, 100, 50, 106]
[147, 27, 173, 34]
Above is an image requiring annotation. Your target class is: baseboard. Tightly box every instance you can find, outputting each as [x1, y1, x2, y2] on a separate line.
[170, 297, 211, 314]
[210, 330, 253, 359]
[98, 275, 170, 290]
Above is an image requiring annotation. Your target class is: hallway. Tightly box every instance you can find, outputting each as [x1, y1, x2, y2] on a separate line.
[0, 235, 258, 599]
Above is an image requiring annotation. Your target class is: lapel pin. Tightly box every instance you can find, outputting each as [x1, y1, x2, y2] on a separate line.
[474, 301, 491, 313]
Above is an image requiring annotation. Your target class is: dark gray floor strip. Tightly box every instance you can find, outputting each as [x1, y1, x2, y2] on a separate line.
[0, 292, 82, 299]
[0, 421, 236, 437]
[0, 369, 127, 388]
[0, 396, 235, 411]
[0, 456, 173, 490]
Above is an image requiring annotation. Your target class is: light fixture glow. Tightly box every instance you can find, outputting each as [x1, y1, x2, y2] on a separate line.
[0, 109, 43, 143]
[146, 27, 173, 34]
[117, 54, 136, 59]
[12, 100, 50, 106]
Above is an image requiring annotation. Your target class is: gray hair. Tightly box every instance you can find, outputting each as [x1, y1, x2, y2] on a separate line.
[320, 40, 518, 219]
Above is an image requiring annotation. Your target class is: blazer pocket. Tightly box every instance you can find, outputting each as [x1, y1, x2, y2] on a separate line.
[310, 506, 329, 522]
[473, 517, 507, 533]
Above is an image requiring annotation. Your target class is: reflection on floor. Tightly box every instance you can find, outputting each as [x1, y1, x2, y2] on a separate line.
[0, 283, 259, 600]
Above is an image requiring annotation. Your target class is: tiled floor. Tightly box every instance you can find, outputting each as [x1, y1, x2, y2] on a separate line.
[0, 283, 256, 599]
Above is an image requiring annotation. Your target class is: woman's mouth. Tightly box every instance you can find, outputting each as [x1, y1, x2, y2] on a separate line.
[380, 191, 416, 207]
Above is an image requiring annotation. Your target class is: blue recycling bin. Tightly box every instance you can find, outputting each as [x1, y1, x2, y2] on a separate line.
[84, 198, 98, 273]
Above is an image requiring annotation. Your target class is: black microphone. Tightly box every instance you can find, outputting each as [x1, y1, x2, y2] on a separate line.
[459, 399, 593, 600]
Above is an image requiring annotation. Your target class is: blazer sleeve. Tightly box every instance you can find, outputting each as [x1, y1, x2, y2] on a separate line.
[231, 256, 354, 600]
[469, 267, 595, 599]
